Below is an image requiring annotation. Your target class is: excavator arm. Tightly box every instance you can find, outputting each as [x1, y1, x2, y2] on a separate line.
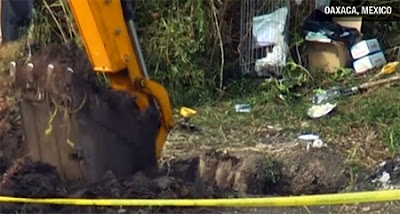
[68, 0, 175, 159]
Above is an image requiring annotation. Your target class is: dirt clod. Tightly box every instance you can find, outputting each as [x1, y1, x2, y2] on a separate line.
[0, 159, 63, 197]
[199, 150, 275, 195]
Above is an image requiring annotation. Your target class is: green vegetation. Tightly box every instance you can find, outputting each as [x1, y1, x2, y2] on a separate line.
[134, 0, 227, 106]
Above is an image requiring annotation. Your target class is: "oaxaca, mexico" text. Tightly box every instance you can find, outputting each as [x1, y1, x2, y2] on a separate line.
[324, 6, 392, 16]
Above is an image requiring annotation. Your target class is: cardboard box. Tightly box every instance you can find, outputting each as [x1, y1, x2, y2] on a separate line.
[333, 17, 363, 32]
[306, 17, 362, 73]
[307, 40, 351, 73]
[350, 39, 381, 60]
[353, 51, 386, 74]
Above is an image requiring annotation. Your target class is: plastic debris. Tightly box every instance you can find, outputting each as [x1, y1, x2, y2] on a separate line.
[312, 139, 325, 148]
[179, 107, 198, 131]
[381, 61, 400, 75]
[379, 161, 387, 167]
[253, 7, 288, 76]
[372, 61, 400, 80]
[180, 107, 197, 118]
[313, 88, 341, 105]
[305, 32, 331, 43]
[298, 134, 320, 141]
[305, 139, 327, 151]
[252, 7, 288, 47]
[298, 134, 327, 151]
[235, 104, 251, 113]
[307, 103, 336, 118]
[379, 171, 391, 184]
[254, 36, 288, 76]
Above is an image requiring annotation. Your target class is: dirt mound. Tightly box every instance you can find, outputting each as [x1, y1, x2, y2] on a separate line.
[0, 158, 63, 197]
[198, 150, 276, 195]
[278, 148, 349, 195]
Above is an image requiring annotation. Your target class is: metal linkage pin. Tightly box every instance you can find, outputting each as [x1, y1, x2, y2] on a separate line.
[46, 63, 54, 84]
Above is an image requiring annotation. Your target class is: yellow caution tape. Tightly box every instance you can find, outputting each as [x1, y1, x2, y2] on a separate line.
[1, 190, 400, 207]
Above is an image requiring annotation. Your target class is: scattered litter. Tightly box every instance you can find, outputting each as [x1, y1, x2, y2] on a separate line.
[305, 139, 327, 151]
[298, 134, 320, 141]
[307, 103, 336, 119]
[379, 161, 386, 167]
[379, 171, 391, 184]
[304, 10, 361, 47]
[179, 107, 198, 132]
[380, 61, 400, 75]
[252, 7, 288, 47]
[297, 133, 327, 151]
[372, 61, 400, 80]
[253, 7, 288, 76]
[312, 139, 325, 148]
[235, 104, 251, 113]
[353, 51, 386, 74]
[254, 37, 287, 75]
[304, 9, 361, 73]
[179, 107, 197, 118]
[313, 74, 400, 106]
[313, 88, 341, 105]
[350, 38, 381, 60]
[372, 171, 392, 189]
[305, 32, 331, 43]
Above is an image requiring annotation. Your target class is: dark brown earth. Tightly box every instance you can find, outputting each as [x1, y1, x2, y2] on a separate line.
[1, 147, 399, 213]
[0, 149, 352, 213]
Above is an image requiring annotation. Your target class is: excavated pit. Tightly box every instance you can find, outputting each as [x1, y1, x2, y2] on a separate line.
[0, 148, 352, 213]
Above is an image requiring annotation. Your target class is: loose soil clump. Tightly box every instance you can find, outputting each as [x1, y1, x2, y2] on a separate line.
[278, 148, 349, 195]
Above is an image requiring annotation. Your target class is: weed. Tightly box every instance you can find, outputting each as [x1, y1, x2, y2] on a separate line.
[31, 0, 76, 47]
[266, 157, 278, 184]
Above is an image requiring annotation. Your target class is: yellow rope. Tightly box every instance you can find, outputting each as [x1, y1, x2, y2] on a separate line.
[1, 190, 400, 207]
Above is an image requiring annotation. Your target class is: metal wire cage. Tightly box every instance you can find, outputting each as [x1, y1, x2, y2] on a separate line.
[239, 0, 290, 78]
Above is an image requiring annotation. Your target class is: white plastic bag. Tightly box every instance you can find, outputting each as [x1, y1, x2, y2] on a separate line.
[252, 7, 288, 47]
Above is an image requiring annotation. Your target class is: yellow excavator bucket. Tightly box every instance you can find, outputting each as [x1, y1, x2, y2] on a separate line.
[14, 0, 175, 183]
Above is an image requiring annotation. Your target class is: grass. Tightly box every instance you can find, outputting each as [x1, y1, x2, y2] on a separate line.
[188, 67, 400, 155]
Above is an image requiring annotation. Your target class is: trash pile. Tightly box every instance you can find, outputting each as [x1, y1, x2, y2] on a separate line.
[239, 0, 400, 120]
[299, 1, 400, 119]
[370, 158, 400, 190]
[239, 0, 290, 78]
[252, 6, 289, 77]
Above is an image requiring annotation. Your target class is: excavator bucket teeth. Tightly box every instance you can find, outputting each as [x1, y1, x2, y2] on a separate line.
[14, 44, 160, 183]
